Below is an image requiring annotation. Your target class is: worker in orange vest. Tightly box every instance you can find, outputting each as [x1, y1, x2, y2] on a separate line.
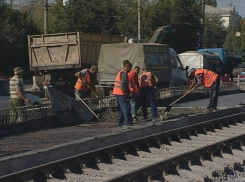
[128, 66, 140, 121]
[139, 70, 158, 120]
[113, 61, 133, 127]
[189, 68, 220, 112]
[74, 65, 98, 100]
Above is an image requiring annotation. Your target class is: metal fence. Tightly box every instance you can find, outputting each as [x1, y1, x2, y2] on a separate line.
[0, 106, 52, 126]
[0, 83, 240, 125]
[83, 83, 240, 110]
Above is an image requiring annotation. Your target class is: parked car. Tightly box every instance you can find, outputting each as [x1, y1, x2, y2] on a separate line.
[0, 79, 41, 110]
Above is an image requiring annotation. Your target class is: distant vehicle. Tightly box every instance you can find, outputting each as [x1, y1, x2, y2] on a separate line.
[28, 32, 126, 90]
[198, 48, 242, 76]
[0, 79, 41, 110]
[97, 43, 172, 89]
[169, 48, 187, 86]
[178, 51, 222, 74]
[238, 69, 245, 82]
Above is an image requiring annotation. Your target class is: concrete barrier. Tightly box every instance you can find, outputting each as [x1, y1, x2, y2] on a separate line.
[31, 76, 43, 91]
[1, 105, 245, 176]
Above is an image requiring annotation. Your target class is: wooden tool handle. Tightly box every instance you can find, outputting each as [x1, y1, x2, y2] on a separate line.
[75, 93, 102, 122]
[169, 87, 195, 106]
[84, 83, 109, 109]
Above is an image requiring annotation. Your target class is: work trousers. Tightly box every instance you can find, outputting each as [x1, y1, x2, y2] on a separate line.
[140, 86, 158, 119]
[10, 98, 25, 123]
[130, 93, 137, 118]
[207, 76, 220, 110]
[116, 95, 132, 126]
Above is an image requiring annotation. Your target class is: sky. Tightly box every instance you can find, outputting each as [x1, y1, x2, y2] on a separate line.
[217, 0, 245, 18]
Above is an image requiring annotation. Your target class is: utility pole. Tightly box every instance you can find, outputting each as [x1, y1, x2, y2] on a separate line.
[44, 0, 49, 34]
[200, 0, 205, 49]
[138, 0, 141, 42]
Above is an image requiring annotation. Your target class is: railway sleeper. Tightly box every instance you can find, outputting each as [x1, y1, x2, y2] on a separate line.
[3, 113, 245, 182]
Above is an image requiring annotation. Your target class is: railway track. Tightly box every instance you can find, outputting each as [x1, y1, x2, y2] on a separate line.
[1, 113, 245, 182]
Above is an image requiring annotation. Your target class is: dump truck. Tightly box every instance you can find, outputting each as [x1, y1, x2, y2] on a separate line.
[97, 43, 172, 89]
[28, 32, 125, 91]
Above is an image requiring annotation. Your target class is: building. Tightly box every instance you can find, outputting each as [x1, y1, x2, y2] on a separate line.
[205, 5, 242, 30]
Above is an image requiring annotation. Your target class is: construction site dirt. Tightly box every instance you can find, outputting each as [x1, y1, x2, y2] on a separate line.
[0, 107, 207, 159]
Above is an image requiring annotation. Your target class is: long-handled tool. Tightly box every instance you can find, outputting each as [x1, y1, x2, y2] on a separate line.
[84, 83, 109, 109]
[164, 87, 196, 115]
[75, 93, 102, 122]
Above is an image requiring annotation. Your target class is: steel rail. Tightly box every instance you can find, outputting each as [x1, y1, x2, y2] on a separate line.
[106, 132, 245, 182]
[1, 112, 245, 182]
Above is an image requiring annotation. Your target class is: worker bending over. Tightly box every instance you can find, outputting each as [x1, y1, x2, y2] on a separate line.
[113, 61, 133, 127]
[189, 68, 220, 112]
[74, 65, 98, 99]
[128, 66, 140, 121]
[139, 70, 158, 120]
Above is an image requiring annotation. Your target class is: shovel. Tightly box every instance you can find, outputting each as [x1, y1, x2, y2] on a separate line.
[164, 87, 196, 115]
[75, 93, 102, 122]
[84, 83, 109, 109]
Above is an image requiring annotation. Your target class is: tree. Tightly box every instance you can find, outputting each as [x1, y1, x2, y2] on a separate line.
[206, 0, 217, 7]
[142, 0, 202, 53]
[0, 1, 40, 76]
[48, 0, 124, 35]
[224, 18, 245, 62]
[204, 15, 227, 48]
[19, 0, 44, 32]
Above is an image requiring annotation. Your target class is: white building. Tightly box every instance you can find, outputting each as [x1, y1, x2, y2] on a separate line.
[205, 5, 242, 29]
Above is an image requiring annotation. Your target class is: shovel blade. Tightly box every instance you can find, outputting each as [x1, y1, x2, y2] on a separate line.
[164, 105, 172, 113]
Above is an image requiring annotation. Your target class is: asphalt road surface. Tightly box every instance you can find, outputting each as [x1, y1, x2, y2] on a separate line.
[175, 92, 245, 108]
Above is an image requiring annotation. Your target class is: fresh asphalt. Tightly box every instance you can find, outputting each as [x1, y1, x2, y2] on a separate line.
[175, 92, 245, 108]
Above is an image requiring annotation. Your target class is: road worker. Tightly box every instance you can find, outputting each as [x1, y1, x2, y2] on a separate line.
[139, 70, 158, 120]
[74, 65, 98, 99]
[128, 66, 140, 122]
[113, 61, 133, 127]
[189, 68, 220, 112]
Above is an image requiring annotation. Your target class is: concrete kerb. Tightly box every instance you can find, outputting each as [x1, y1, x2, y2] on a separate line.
[1, 105, 245, 176]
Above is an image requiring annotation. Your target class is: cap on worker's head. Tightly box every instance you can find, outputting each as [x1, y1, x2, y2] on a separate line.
[14, 67, 24, 75]
[188, 68, 196, 77]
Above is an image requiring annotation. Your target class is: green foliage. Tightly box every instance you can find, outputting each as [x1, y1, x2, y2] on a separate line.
[224, 18, 245, 61]
[1, 0, 207, 76]
[49, 0, 124, 35]
[0, 1, 40, 76]
[206, 0, 217, 7]
[142, 0, 202, 53]
[204, 15, 227, 48]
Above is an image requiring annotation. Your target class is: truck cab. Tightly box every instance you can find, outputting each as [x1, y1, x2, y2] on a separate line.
[169, 48, 187, 86]
[198, 48, 242, 76]
[198, 48, 228, 73]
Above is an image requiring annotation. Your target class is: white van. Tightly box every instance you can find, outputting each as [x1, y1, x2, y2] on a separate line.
[169, 48, 187, 87]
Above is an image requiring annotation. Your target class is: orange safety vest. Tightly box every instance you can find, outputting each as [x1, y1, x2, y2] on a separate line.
[139, 72, 153, 88]
[128, 70, 138, 93]
[74, 69, 94, 92]
[195, 69, 218, 88]
[113, 70, 127, 96]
